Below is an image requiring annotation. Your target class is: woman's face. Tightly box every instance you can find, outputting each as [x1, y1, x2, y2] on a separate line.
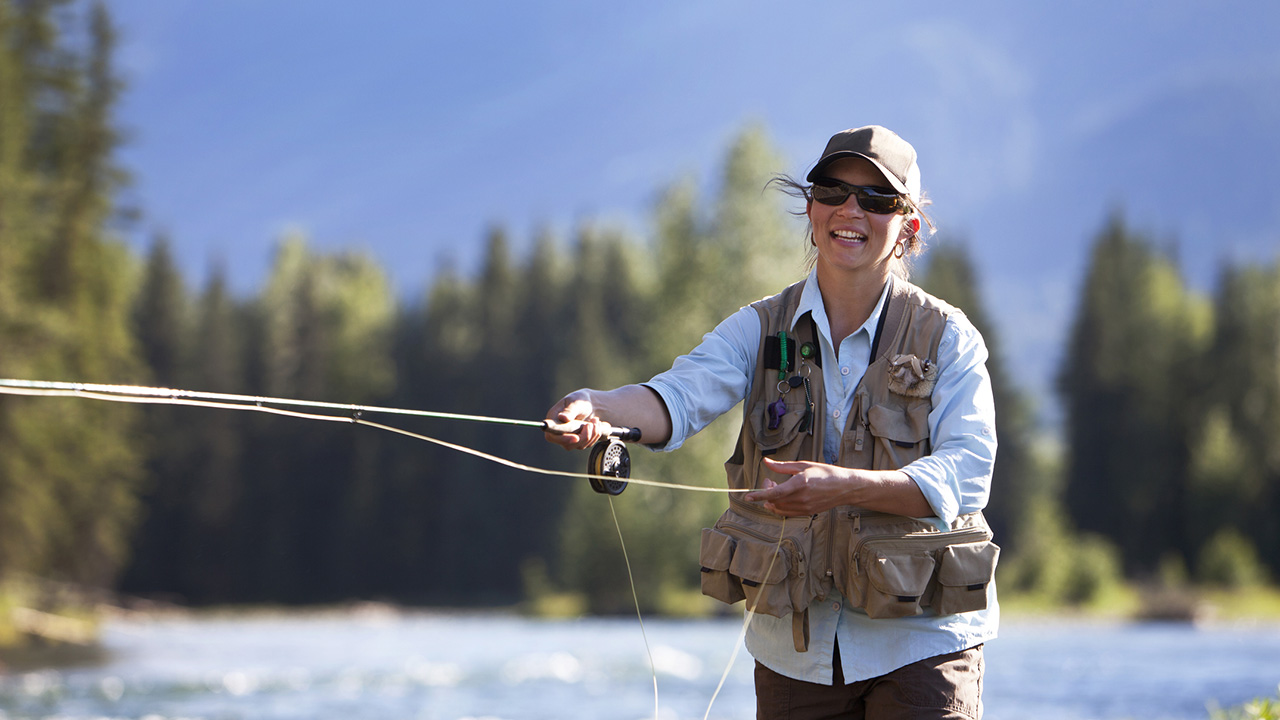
[806, 156, 912, 281]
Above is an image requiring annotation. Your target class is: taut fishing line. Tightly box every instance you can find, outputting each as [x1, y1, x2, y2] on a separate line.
[0, 378, 783, 719]
[0, 379, 747, 494]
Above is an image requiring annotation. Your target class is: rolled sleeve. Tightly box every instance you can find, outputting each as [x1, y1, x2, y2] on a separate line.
[900, 313, 997, 525]
[642, 305, 760, 452]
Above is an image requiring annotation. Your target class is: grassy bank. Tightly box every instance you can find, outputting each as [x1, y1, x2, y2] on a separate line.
[0, 577, 105, 672]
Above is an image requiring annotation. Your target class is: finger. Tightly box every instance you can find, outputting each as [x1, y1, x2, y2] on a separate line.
[742, 477, 779, 503]
[762, 456, 807, 475]
[556, 398, 593, 424]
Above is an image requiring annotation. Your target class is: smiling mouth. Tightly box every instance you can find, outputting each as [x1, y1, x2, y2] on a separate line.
[832, 229, 867, 243]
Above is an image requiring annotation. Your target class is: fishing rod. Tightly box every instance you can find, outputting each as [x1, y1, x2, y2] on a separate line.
[0, 379, 659, 496]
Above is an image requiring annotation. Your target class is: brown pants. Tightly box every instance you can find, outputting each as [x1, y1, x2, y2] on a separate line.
[754, 645, 984, 720]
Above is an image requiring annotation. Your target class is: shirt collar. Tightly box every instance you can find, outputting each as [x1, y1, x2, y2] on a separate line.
[791, 267, 893, 349]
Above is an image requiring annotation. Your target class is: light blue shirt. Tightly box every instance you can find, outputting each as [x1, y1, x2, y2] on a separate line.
[644, 267, 999, 684]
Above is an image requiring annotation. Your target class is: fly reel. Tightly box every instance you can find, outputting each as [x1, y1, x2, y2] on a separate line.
[587, 436, 630, 496]
[542, 419, 640, 496]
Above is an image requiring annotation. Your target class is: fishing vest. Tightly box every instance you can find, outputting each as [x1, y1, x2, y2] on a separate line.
[698, 275, 999, 652]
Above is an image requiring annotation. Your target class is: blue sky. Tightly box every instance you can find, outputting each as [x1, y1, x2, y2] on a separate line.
[107, 0, 1280, 411]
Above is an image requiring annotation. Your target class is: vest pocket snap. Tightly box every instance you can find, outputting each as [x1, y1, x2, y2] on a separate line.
[932, 540, 1000, 615]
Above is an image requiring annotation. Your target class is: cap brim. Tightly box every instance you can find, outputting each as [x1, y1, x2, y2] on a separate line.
[806, 152, 911, 196]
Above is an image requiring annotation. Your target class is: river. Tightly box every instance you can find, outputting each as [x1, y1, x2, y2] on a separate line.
[1, 610, 1277, 719]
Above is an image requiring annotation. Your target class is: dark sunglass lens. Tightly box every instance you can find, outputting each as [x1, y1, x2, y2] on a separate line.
[812, 182, 904, 213]
[811, 184, 851, 206]
[857, 195, 898, 214]
[855, 188, 904, 214]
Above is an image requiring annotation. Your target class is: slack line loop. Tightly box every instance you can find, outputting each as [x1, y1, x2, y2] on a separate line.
[0, 379, 746, 494]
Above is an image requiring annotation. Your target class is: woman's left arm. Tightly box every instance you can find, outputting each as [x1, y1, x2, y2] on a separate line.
[743, 315, 996, 521]
[896, 315, 998, 523]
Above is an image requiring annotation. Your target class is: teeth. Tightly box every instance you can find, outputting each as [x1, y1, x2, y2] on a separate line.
[833, 230, 865, 241]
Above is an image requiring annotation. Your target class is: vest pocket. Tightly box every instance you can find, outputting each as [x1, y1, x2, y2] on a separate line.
[932, 540, 1000, 615]
[748, 396, 806, 453]
[699, 528, 746, 605]
[698, 513, 806, 618]
[728, 529, 794, 617]
[858, 545, 937, 619]
[866, 401, 931, 469]
[843, 516, 994, 619]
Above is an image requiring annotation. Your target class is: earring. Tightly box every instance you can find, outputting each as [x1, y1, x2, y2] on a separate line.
[893, 241, 906, 259]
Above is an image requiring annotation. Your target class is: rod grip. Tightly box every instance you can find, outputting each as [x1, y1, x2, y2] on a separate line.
[542, 418, 586, 435]
[541, 419, 641, 443]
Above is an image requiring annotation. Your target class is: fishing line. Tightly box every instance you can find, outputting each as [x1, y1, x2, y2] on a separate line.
[702, 517, 786, 720]
[607, 495, 660, 720]
[0, 380, 746, 494]
[0, 379, 547, 428]
[0, 378, 784, 716]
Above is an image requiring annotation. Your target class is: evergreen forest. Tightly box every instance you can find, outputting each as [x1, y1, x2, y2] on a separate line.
[2, 0, 1278, 616]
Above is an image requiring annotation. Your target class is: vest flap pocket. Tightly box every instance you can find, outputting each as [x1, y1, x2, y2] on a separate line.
[699, 528, 746, 605]
[699, 527, 736, 572]
[866, 548, 935, 596]
[728, 534, 791, 585]
[867, 402, 930, 444]
[933, 541, 1000, 616]
[862, 547, 936, 619]
[748, 397, 806, 452]
[937, 541, 1000, 587]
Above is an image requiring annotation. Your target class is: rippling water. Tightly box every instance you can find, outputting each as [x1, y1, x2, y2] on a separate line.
[1, 610, 1277, 719]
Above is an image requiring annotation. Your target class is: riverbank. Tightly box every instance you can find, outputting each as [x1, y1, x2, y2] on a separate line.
[996, 583, 1280, 625]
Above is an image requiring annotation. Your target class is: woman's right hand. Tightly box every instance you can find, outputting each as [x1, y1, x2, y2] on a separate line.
[544, 389, 611, 450]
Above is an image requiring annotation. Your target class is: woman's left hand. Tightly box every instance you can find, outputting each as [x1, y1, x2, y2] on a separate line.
[744, 457, 935, 518]
[743, 457, 854, 516]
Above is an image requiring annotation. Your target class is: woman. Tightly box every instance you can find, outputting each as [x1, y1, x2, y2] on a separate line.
[546, 125, 998, 720]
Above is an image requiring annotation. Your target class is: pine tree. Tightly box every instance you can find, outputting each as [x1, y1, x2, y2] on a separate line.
[0, 0, 144, 588]
[1191, 261, 1280, 577]
[1058, 215, 1211, 572]
[118, 236, 193, 596]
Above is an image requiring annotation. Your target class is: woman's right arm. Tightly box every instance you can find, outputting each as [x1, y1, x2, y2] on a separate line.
[544, 303, 761, 452]
[544, 385, 673, 450]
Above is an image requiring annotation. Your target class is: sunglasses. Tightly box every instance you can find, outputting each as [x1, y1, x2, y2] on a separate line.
[810, 180, 909, 215]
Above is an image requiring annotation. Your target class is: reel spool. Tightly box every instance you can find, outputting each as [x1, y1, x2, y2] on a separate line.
[587, 437, 630, 495]
[542, 418, 639, 496]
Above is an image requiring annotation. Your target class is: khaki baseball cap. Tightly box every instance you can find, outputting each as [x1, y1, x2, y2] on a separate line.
[806, 125, 921, 199]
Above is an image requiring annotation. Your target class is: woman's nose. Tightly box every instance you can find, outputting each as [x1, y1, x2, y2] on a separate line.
[835, 195, 864, 216]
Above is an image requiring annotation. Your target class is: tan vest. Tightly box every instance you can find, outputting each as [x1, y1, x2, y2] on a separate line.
[698, 276, 999, 651]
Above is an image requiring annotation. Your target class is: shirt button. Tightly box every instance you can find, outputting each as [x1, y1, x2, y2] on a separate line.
[841, 366, 850, 376]
[833, 409, 841, 419]
[832, 602, 841, 612]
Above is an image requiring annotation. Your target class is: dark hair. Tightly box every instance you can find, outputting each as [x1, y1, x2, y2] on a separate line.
[766, 174, 935, 278]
